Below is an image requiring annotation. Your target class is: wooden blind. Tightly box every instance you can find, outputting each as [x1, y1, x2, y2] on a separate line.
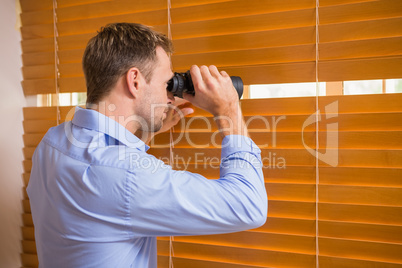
[19, 0, 402, 267]
[151, 93, 402, 267]
[21, 94, 402, 267]
[20, 0, 402, 95]
[168, 0, 402, 84]
[20, 0, 169, 95]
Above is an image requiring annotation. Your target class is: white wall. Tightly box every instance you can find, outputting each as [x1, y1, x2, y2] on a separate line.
[0, 0, 25, 266]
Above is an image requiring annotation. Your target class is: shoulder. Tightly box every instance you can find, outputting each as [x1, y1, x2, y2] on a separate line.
[102, 147, 170, 175]
[38, 122, 167, 172]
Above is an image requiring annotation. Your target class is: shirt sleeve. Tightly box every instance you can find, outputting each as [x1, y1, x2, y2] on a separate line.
[126, 135, 268, 237]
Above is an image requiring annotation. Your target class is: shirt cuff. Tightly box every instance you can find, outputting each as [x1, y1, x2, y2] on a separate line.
[221, 135, 261, 160]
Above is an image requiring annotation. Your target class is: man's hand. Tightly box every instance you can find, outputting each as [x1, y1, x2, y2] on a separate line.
[183, 65, 248, 138]
[183, 65, 238, 117]
[137, 100, 194, 145]
[158, 101, 194, 134]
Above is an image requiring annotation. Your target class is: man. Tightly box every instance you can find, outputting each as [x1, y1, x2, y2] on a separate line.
[27, 23, 267, 268]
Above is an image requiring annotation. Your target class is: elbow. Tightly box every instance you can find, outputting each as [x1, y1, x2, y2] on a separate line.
[248, 185, 268, 228]
[250, 199, 268, 229]
[255, 211, 267, 228]
[240, 196, 268, 230]
[239, 208, 267, 231]
[220, 174, 268, 230]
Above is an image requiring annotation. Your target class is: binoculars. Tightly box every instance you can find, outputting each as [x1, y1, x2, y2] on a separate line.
[167, 71, 243, 99]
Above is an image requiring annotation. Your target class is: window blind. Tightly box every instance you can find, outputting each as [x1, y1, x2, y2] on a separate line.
[168, 0, 402, 83]
[21, 95, 402, 267]
[19, 0, 402, 267]
[21, 0, 402, 95]
[151, 93, 402, 267]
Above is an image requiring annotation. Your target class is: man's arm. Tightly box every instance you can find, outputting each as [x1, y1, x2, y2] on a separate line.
[126, 136, 267, 237]
[125, 66, 268, 235]
[124, 65, 267, 236]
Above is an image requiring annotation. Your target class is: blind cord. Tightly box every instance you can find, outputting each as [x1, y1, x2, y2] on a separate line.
[52, 0, 61, 125]
[315, 0, 320, 267]
[167, 1, 174, 267]
[169, 127, 175, 268]
[167, 0, 172, 40]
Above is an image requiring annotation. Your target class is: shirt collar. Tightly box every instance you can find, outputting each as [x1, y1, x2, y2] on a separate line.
[71, 106, 150, 152]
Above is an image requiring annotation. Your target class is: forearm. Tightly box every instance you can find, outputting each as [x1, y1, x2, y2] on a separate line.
[218, 135, 267, 228]
[214, 104, 249, 138]
[128, 136, 267, 236]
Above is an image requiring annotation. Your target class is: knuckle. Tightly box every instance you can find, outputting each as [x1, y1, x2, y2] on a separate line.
[205, 79, 216, 89]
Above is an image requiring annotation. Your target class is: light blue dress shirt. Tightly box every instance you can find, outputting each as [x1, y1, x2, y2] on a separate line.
[27, 107, 268, 268]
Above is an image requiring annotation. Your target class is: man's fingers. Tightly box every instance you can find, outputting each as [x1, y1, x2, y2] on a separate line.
[220, 70, 229, 78]
[190, 65, 203, 89]
[209, 65, 221, 79]
[172, 107, 194, 126]
[199, 65, 212, 82]
[180, 107, 194, 117]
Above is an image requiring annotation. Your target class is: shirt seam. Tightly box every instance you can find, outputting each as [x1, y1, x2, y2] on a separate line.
[124, 170, 136, 239]
[43, 136, 137, 172]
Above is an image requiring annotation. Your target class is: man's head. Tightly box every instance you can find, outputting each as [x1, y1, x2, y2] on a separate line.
[82, 23, 173, 105]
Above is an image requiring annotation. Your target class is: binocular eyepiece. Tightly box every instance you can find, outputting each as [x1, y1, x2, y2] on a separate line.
[167, 71, 243, 99]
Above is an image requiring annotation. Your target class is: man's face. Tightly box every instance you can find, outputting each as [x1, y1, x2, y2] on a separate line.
[139, 46, 174, 133]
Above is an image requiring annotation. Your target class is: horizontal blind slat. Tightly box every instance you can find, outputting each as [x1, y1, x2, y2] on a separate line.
[21, 227, 35, 241]
[320, 36, 402, 61]
[319, 255, 402, 268]
[20, 17, 168, 40]
[319, 167, 402, 187]
[171, 8, 316, 40]
[170, 0, 315, 24]
[158, 255, 271, 268]
[241, 94, 402, 114]
[173, 26, 315, 55]
[258, 216, 315, 236]
[164, 231, 316, 254]
[319, 237, 402, 263]
[319, 185, 402, 206]
[22, 240, 37, 254]
[57, 0, 167, 22]
[320, 17, 402, 43]
[21, 93, 402, 115]
[22, 213, 33, 227]
[20, 253, 38, 268]
[172, 44, 316, 70]
[157, 239, 316, 267]
[319, 203, 402, 225]
[319, 0, 378, 7]
[319, 0, 402, 25]
[319, 56, 402, 82]
[319, 220, 402, 244]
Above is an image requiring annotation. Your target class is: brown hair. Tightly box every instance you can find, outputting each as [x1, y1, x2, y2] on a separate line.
[82, 23, 173, 105]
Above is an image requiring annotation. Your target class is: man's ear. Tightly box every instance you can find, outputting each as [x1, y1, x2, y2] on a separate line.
[126, 67, 142, 99]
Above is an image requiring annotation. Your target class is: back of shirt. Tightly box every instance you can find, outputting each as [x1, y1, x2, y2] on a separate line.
[27, 122, 157, 268]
